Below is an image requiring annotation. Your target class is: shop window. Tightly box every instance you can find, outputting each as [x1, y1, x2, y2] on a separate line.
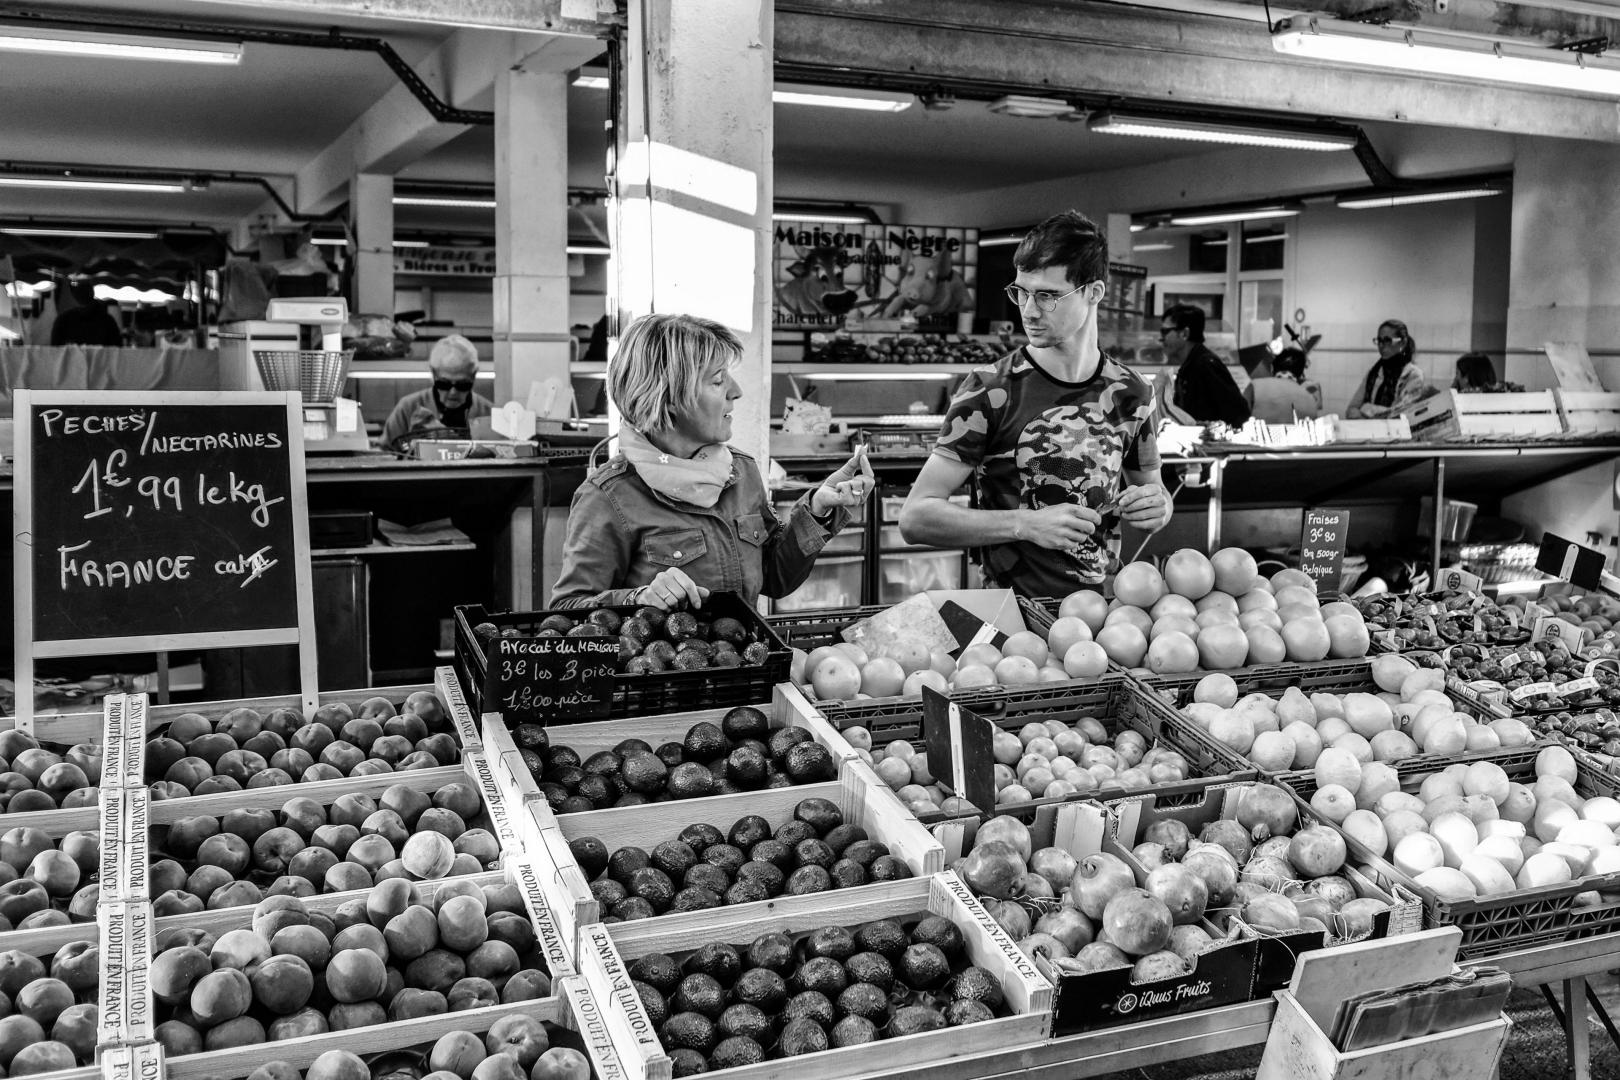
[1241, 223, 1287, 272]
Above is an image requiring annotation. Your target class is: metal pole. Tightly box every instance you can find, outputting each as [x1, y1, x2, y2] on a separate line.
[1432, 456, 1446, 581]
[1206, 460, 1224, 553]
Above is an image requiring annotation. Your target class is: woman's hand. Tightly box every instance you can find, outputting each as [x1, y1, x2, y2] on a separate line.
[1118, 484, 1171, 532]
[811, 444, 875, 517]
[637, 567, 710, 611]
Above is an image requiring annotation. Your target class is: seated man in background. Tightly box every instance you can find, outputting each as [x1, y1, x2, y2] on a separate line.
[50, 281, 123, 347]
[381, 334, 495, 448]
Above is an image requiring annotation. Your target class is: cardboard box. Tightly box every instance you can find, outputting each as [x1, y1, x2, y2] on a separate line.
[1399, 389, 1562, 440]
[412, 438, 538, 461]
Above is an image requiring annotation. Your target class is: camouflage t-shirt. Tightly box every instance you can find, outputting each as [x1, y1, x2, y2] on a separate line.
[932, 346, 1160, 598]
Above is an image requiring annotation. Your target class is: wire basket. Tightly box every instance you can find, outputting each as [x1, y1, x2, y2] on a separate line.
[254, 349, 353, 403]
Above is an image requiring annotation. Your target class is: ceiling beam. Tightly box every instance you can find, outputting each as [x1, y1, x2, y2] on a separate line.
[182, 0, 607, 37]
[1209, 0, 1620, 45]
[776, 0, 1620, 143]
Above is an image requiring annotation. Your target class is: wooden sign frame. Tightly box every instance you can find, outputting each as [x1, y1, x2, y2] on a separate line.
[12, 390, 319, 731]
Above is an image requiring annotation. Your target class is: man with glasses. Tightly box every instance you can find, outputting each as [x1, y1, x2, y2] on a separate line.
[381, 333, 495, 448]
[900, 210, 1172, 598]
[1161, 304, 1250, 427]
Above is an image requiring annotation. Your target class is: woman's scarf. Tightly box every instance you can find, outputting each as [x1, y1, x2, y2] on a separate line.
[619, 425, 733, 509]
[1367, 357, 1411, 408]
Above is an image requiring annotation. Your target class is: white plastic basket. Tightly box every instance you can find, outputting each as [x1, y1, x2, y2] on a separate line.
[254, 349, 352, 402]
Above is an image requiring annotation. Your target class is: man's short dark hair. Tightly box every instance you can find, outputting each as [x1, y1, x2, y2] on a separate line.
[1013, 211, 1110, 288]
[1164, 304, 1206, 344]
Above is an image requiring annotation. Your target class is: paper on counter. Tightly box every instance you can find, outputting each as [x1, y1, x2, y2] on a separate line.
[378, 517, 471, 546]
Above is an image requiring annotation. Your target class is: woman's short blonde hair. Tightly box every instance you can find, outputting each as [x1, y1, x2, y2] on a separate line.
[609, 313, 741, 433]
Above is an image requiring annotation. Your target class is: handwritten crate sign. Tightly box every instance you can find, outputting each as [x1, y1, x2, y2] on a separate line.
[1299, 508, 1349, 598]
[482, 635, 618, 723]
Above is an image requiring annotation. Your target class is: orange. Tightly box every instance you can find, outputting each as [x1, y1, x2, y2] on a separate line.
[1210, 547, 1259, 595]
[1163, 549, 1216, 600]
[809, 653, 861, 700]
[1046, 616, 1092, 659]
[859, 657, 906, 698]
[1114, 562, 1167, 608]
[1059, 590, 1110, 635]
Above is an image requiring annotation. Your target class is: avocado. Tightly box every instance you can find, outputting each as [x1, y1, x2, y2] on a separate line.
[724, 746, 769, 789]
[746, 931, 795, 974]
[575, 773, 616, 808]
[569, 836, 610, 880]
[911, 915, 966, 958]
[830, 1015, 879, 1048]
[660, 1012, 717, 1055]
[717, 1003, 772, 1043]
[709, 1036, 765, 1069]
[784, 865, 832, 895]
[560, 795, 597, 814]
[651, 840, 698, 880]
[844, 952, 894, 992]
[520, 748, 548, 780]
[550, 765, 586, 789]
[589, 878, 629, 909]
[840, 840, 889, 868]
[794, 838, 836, 870]
[779, 1017, 829, 1057]
[655, 742, 686, 769]
[678, 823, 725, 854]
[666, 611, 700, 640]
[539, 783, 570, 812]
[582, 750, 622, 777]
[615, 793, 650, 808]
[633, 606, 667, 633]
[772, 820, 816, 848]
[890, 1004, 947, 1036]
[701, 843, 746, 875]
[791, 956, 849, 998]
[767, 773, 796, 789]
[606, 847, 651, 884]
[782, 990, 836, 1028]
[685, 942, 743, 986]
[567, 623, 609, 638]
[587, 608, 623, 633]
[644, 640, 677, 665]
[950, 966, 1005, 1009]
[683, 722, 727, 761]
[748, 838, 794, 871]
[724, 879, 770, 906]
[731, 968, 787, 1012]
[794, 797, 843, 834]
[547, 745, 582, 770]
[944, 999, 996, 1027]
[899, 943, 951, 990]
[628, 867, 676, 911]
[667, 762, 716, 800]
[837, 982, 890, 1022]
[767, 726, 812, 764]
[670, 886, 722, 912]
[633, 980, 669, 1027]
[869, 855, 912, 881]
[620, 615, 653, 640]
[620, 753, 669, 795]
[677, 638, 715, 662]
[683, 863, 731, 895]
[854, 919, 908, 960]
[611, 896, 656, 921]
[628, 953, 682, 994]
[539, 614, 575, 635]
[714, 778, 741, 795]
[514, 722, 550, 752]
[736, 860, 784, 896]
[785, 743, 837, 784]
[803, 926, 858, 963]
[668, 1050, 707, 1078]
[726, 815, 772, 850]
[720, 705, 769, 741]
[829, 860, 868, 890]
[821, 824, 868, 855]
[672, 973, 726, 1019]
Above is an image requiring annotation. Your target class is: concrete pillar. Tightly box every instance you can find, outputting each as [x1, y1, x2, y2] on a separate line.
[1106, 213, 1134, 265]
[615, 0, 773, 464]
[349, 174, 394, 314]
[493, 65, 573, 408]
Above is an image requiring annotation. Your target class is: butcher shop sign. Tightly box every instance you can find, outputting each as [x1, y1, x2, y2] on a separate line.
[395, 245, 497, 277]
[772, 221, 978, 330]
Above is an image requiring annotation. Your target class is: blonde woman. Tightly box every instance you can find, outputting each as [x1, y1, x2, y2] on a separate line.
[551, 313, 872, 611]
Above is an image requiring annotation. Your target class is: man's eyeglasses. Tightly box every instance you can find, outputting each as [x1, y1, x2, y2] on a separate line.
[1373, 336, 1402, 346]
[1004, 282, 1086, 312]
[1159, 326, 1181, 339]
[434, 378, 475, 393]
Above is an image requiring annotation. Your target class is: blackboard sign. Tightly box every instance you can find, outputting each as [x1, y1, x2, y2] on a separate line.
[1299, 508, 1349, 598]
[483, 635, 618, 723]
[921, 685, 996, 814]
[14, 391, 317, 730]
[1537, 533, 1606, 591]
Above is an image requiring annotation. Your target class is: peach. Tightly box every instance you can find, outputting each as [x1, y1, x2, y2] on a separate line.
[153, 889, 206, 917]
[51, 1003, 96, 1062]
[532, 1048, 590, 1080]
[217, 706, 264, 745]
[0, 879, 49, 924]
[314, 702, 356, 732]
[381, 784, 432, 827]
[448, 977, 499, 1011]
[36, 762, 88, 801]
[438, 895, 489, 952]
[0, 1014, 45, 1068]
[341, 719, 385, 753]
[271, 748, 315, 779]
[188, 732, 238, 766]
[327, 949, 389, 1003]
[11, 748, 61, 785]
[18, 909, 69, 930]
[15, 977, 73, 1028]
[0, 827, 53, 870]
[27, 850, 79, 897]
[466, 941, 520, 985]
[211, 928, 271, 971]
[309, 1050, 370, 1080]
[419, 734, 460, 766]
[313, 823, 361, 859]
[197, 833, 252, 877]
[399, 751, 443, 771]
[290, 848, 339, 886]
[403, 832, 457, 880]
[362, 810, 410, 849]
[208, 880, 263, 910]
[60, 830, 99, 874]
[50, 940, 99, 994]
[151, 857, 187, 895]
[280, 797, 327, 839]
[416, 808, 468, 841]
[148, 780, 191, 800]
[187, 864, 235, 903]
[251, 827, 306, 876]
[436, 783, 483, 822]
[326, 862, 374, 893]
[242, 731, 285, 759]
[145, 737, 187, 778]
[385, 713, 429, 743]
[265, 874, 315, 899]
[352, 760, 393, 778]
[155, 1020, 205, 1056]
[157, 926, 214, 952]
[322, 742, 367, 774]
[262, 707, 305, 741]
[216, 750, 268, 786]
[347, 834, 396, 875]
[501, 970, 552, 1002]
[433, 878, 484, 910]
[65, 741, 101, 781]
[365, 878, 419, 929]
[291, 723, 336, 757]
[267, 1007, 329, 1040]
[6, 790, 55, 813]
[372, 735, 415, 764]
[250, 1063, 302, 1080]
[0, 950, 44, 999]
[482, 883, 523, 915]
[250, 954, 314, 1014]
[165, 713, 213, 744]
[249, 769, 296, 788]
[302, 763, 345, 782]
[204, 1015, 266, 1050]
[390, 987, 448, 1020]
[59, 787, 99, 809]
[193, 775, 243, 796]
[271, 925, 332, 971]
[405, 691, 446, 725]
[487, 913, 537, 955]
[384, 906, 439, 961]
[333, 922, 389, 962]
[251, 895, 309, 938]
[328, 1001, 387, 1030]
[432, 1029, 488, 1079]
[191, 968, 253, 1025]
[152, 946, 212, 1004]
[10, 1041, 75, 1075]
[485, 1014, 550, 1069]
[406, 949, 467, 995]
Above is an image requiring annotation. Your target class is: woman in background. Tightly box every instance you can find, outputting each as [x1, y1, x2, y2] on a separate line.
[1453, 352, 1523, 393]
[1245, 347, 1322, 422]
[1347, 318, 1431, 418]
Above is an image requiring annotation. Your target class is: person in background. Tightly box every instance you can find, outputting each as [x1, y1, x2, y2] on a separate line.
[1453, 351, 1523, 393]
[1162, 303, 1250, 426]
[551, 313, 872, 612]
[1347, 318, 1431, 417]
[380, 334, 496, 447]
[1245, 347, 1322, 422]
[50, 281, 122, 347]
[899, 210, 1172, 600]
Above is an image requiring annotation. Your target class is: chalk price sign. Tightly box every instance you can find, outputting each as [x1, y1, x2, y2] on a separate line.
[1299, 508, 1349, 598]
[483, 635, 618, 723]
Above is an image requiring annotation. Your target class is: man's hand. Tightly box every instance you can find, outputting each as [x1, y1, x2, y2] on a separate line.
[1117, 484, 1171, 532]
[812, 444, 874, 516]
[1017, 503, 1101, 551]
[638, 567, 710, 611]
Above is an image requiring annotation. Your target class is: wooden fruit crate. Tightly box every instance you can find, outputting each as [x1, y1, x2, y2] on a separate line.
[530, 757, 943, 960]
[1553, 389, 1620, 436]
[1399, 389, 1564, 441]
[585, 872, 1053, 1080]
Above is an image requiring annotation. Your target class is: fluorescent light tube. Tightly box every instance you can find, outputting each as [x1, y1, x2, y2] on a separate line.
[566, 245, 610, 255]
[0, 176, 185, 193]
[392, 239, 430, 248]
[393, 195, 497, 209]
[3, 226, 160, 239]
[771, 211, 870, 224]
[1337, 187, 1504, 209]
[1243, 233, 1289, 243]
[1274, 17, 1620, 97]
[987, 95, 1077, 118]
[573, 69, 609, 90]
[1088, 111, 1357, 151]
[773, 84, 913, 112]
[1132, 242, 1174, 252]
[1169, 207, 1300, 226]
[310, 237, 346, 247]
[980, 236, 1023, 247]
[0, 26, 241, 64]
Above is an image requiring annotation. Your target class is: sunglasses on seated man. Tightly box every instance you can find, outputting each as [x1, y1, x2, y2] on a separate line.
[434, 378, 475, 393]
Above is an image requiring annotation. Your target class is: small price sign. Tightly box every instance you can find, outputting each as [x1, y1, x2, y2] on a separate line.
[1299, 508, 1349, 598]
[482, 635, 618, 723]
[921, 685, 997, 814]
[1436, 566, 1483, 593]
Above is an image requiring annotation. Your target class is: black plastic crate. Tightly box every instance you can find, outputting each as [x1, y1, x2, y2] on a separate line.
[453, 591, 790, 721]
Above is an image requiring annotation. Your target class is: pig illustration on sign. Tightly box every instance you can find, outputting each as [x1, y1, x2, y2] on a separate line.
[883, 246, 973, 317]
[776, 245, 859, 318]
